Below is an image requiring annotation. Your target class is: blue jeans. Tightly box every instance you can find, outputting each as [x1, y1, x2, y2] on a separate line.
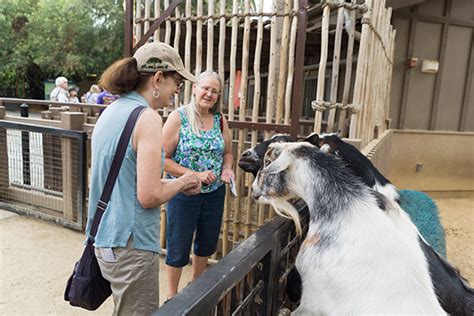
[165, 185, 226, 267]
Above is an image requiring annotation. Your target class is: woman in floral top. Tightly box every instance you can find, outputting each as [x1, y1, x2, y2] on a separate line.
[162, 71, 234, 300]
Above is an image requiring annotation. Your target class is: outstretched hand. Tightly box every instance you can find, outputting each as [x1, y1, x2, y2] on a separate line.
[179, 172, 201, 195]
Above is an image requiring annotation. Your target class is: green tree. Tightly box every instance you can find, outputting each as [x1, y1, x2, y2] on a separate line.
[0, 0, 124, 97]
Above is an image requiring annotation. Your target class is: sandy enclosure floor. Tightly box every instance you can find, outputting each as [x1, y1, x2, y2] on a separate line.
[0, 196, 472, 315]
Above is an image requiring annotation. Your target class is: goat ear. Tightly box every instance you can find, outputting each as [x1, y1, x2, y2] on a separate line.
[263, 150, 291, 174]
[304, 133, 320, 146]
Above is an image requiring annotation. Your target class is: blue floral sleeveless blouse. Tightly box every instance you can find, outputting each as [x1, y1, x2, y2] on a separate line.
[171, 107, 225, 193]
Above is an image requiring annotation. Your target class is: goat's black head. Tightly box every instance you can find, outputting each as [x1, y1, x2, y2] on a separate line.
[303, 132, 343, 155]
[238, 134, 292, 176]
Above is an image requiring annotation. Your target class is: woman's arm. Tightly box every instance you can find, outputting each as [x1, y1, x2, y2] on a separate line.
[133, 108, 200, 208]
[220, 115, 234, 183]
[162, 110, 216, 184]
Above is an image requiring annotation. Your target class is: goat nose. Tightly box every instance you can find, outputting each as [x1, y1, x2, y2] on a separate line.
[241, 150, 251, 158]
[251, 190, 261, 200]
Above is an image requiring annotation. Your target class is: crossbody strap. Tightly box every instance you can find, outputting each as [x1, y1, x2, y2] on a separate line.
[90, 105, 146, 238]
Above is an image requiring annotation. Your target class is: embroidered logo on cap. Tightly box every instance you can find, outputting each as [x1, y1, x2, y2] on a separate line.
[141, 57, 169, 71]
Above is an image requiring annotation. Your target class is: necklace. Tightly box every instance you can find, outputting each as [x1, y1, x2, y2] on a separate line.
[197, 112, 209, 129]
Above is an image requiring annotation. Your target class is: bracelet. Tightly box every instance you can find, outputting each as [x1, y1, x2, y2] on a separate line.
[223, 166, 232, 170]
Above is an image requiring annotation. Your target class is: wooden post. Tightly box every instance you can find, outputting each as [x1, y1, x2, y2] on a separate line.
[153, 0, 161, 41]
[173, 4, 182, 109]
[349, 0, 372, 139]
[206, 0, 215, 71]
[338, 0, 356, 136]
[285, 0, 299, 125]
[184, 0, 192, 104]
[144, 0, 151, 34]
[195, 0, 203, 75]
[218, 0, 226, 111]
[61, 112, 86, 221]
[0, 106, 7, 193]
[265, 0, 279, 139]
[327, 0, 345, 132]
[135, 0, 142, 43]
[275, 0, 291, 124]
[164, 0, 171, 44]
[250, 0, 265, 227]
[240, 0, 252, 239]
[228, 0, 239, 122]
[313, 3, 330, 133]
[219, 0, 229, 255]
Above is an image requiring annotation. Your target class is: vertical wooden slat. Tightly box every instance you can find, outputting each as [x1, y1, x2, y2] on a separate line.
[338, 0, 356, 136]
[313, 4, 330, 133]
[154, 0, 161, 41]
[349, 0, 372, 139]
[265, 0, 279, 140]
[124, 0, 134, 57]
[248, 0, 265, 227]
[219, 0, 229, 255]
[144, 0, 151, 33]
[326, 0, 345, 132]
[164, 0, 171, 44]
[206, 0, 215, 71]
[228, 0, 239, 122]
[275, 0, 291, 124]
[285, 0, 299, 125]
[184, 0, 192, 104]
[196, 0, 203, 75]
[290, 0, 307, 140]
[135, 0, 142, 43]
[240, 0, 252, 239]
[173, 3, 182, 109]
[230, 0, 240, 244]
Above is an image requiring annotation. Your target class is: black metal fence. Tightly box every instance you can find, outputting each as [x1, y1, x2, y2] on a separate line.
[0, 120, 87, 230]
[154, 200, 309, 316]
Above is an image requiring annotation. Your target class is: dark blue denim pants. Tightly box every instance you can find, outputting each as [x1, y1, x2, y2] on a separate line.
[165, 185, 226, 267]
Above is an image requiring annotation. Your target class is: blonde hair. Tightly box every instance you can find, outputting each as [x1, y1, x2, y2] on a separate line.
[187, 71, 223, 136]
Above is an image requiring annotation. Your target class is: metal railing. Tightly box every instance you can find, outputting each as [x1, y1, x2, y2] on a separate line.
[0, 120, 87, 230]
[154, 200, 309, 316]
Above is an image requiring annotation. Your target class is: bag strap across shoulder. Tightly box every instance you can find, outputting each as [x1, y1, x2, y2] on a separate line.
[89, 105, 146, 238]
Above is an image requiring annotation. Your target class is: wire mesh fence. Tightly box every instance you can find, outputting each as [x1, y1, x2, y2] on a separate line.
[0, 121, 87, 230]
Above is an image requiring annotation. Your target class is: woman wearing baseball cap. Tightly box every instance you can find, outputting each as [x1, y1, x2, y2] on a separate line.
[84, 42, 200, 314]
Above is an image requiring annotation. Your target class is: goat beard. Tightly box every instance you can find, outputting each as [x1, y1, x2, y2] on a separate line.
[269, 197, 302, 237]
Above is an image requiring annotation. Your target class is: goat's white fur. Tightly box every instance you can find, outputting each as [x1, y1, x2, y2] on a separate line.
[253, 142, 445, 315]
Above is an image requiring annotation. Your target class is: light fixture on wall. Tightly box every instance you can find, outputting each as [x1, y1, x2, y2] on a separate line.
[421, 60, 439, 74]
[406, 57, 418, 68]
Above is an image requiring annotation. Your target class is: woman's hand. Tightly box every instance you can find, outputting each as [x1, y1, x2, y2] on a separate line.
[221, 167, 234, 184]
[195, 171, 217, 185]
[178, 172, 201, 194]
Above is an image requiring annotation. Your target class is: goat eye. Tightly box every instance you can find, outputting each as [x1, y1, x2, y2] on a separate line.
[264, 158, 271, 166]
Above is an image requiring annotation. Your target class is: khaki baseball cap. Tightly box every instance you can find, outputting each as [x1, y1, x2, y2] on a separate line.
[134, 42, 196, 82]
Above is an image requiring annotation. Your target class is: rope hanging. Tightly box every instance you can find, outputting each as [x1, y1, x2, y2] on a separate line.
[321, 0, 368, 13]
[312, 100, 361, 113]
[138, 10, 298, 24]
[361, 17, 393, 65]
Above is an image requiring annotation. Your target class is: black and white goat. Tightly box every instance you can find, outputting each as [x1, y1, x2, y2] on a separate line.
[239, 133, 474, 314]
[251, 142, 446, 314]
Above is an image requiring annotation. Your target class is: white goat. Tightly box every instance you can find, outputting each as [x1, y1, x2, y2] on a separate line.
[251, 142, 445, 315]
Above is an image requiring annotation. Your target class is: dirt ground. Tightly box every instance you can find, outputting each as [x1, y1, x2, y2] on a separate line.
[0, 196, 472, 315]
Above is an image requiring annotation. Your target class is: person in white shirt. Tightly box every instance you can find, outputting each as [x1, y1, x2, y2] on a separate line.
[50, 76, 69, 103]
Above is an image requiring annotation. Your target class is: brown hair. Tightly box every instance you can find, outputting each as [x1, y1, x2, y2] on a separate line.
[100, 57, 178, 95]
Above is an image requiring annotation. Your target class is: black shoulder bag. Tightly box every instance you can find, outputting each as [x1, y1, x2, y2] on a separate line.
[64, 106, 145, 310]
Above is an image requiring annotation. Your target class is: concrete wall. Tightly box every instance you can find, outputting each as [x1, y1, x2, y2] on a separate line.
[387, 130, 474, 193]
[390, 0, 474, 132]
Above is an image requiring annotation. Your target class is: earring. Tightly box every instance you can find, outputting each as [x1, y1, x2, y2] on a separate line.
[152, 90, 160, 99]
